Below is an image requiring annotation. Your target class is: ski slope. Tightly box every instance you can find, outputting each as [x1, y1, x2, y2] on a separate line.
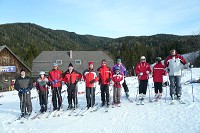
[0, 68, 200, 133]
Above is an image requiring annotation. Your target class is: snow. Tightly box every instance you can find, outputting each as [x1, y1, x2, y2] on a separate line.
[0, 68, 200, 133]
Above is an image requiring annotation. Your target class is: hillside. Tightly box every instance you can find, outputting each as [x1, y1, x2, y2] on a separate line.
[0, 23, 200, 68]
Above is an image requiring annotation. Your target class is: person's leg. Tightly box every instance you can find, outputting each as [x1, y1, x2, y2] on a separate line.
[175, 76, 182, 98]
[169, 76, 176, 100]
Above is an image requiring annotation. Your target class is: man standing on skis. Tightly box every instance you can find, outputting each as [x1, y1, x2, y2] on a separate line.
[63, 63, 82, 110]
[36, 71, 49, 113]
[48, 63, 63, 111]
[152, 57, 167, 100]
[164, 49, 188, 101]
[14, 69, 33, 117]
[83, 61, 99, 109]
[97, 59, 112, 107]
[135, 56, 151, 104]
[112, 57, 129, 97]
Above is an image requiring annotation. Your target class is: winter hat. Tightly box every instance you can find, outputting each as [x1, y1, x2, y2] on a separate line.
[101, 59, 107, 64]
[20, 69, 25, 73]
[53, 63, 58, 67]
[117, 58, 121, 63]
[68, 63, 73, 67]
[156, 57, 162, 62]
[140, 56, 146, 60]
[39, 71, 45, 75]
[114, 66, 120, 71]
[170, 49, 176, 53]
[88, 61, 94, 66]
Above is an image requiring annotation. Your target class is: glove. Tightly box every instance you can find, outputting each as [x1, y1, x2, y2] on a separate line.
[165, 68, 170, 73]
[21, 89, 28, 94]
[18, 89, 23, 93]
[107, 78, 111, 82]
[146, 71, 150, 74]
[189, 63, 193, 68]
[65, 82, 69, 87]
[51, 80, 57, 85]
[90, 79, 96, 84]
[74, 80, 78, 85]
[139, 72, 143, 76]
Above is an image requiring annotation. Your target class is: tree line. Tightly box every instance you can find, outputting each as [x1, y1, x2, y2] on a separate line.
[0, 23, 199, 69]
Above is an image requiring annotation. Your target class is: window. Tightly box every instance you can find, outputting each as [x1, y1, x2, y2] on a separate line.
[56, 60, 62, 65]
[75, 59, 81, 65]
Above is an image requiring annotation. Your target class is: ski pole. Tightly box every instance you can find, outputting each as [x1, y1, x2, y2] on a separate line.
[135, 88, 138, 101]
[191, 68, 194, 102]
[20, 93, 24, 115]
[165, 77, 168, 103]
[135, 75, 141, 101]
[148, 82, 151, 102]
[57, 87, 62, 110]
[35, 91, 39, 113]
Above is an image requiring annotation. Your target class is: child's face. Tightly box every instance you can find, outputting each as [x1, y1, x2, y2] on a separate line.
[115, 70, 120, 74]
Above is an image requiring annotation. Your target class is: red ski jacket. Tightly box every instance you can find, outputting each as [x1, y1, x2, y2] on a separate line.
[153, 62, 167, 82]
[83, 68, 99, 88]
[63, 70, 82, 85]
[112, 73, 124, 89]
[97, 65, 112, 85]
[48, 69, 63, 88]
[135, 62, 151, 80]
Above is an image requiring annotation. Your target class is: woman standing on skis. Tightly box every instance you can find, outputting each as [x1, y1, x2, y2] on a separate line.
[36, 71, 49, 113]
[135, 56, 151, 104]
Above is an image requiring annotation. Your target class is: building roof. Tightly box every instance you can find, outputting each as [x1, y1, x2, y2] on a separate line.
[32, 50, 114, 77]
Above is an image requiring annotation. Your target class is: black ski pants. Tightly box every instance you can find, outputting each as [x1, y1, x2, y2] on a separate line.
[86, 87, 95, 107]
[67, 84, 78, 107]
[100, 84, 110, 104]
[154, 82, 163, 94]
[52, 86, 62, 110]
[18, 92, 32, 114]
[139, 80, 148, 95]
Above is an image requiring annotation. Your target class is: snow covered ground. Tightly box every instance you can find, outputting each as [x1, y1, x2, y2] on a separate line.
[0, 68, 200, 133]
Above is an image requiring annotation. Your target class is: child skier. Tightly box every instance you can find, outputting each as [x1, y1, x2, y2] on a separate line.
[112, 66, 124, 107]
[152, 57, 167, 100]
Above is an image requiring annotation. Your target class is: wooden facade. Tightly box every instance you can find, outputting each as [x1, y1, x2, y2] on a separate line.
[0, 45, 31, 91]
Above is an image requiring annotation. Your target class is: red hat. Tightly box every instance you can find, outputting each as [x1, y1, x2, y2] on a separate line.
[88, 61, 94, 66]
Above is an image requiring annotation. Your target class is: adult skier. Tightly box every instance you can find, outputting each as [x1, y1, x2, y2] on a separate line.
[135, 56, 152, 104]
[14, 69, 33, 117]
[48, 63, 63, 111]
[97, 59, 112, 107]
[83, 61, 99, 109]
[164, 49, 189, 101]
[36, 71, 49, 113]
[63, 63, 82, 109]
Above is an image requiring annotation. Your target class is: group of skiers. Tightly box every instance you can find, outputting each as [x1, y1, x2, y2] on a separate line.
[14, 49, 193, 118]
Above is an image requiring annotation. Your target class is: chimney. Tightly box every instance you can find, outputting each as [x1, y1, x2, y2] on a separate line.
[70, 50, 72, 59]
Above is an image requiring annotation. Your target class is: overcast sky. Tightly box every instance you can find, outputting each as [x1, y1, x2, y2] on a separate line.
[0, 0, 200, 38]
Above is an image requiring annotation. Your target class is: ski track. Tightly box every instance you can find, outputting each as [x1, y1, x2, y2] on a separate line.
[1, 69, 200, 133]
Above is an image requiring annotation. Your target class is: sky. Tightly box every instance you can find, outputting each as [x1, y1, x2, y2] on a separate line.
[0, 0, 200, 38]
